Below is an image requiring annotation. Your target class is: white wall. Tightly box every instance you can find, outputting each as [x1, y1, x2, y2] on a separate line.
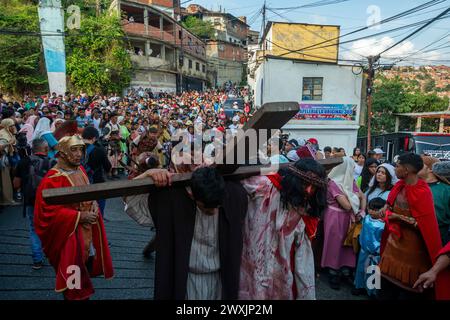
[253, 58, 363, 153]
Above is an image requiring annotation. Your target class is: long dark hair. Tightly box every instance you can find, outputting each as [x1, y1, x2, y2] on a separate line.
[367, 165, 394, 197]
[278, 158, 327, 218]
[360, 158, 380, 193]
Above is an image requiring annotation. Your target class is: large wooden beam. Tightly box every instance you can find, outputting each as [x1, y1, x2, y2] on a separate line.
[217, 101, 300, 174]
[43, 158, 343, 205]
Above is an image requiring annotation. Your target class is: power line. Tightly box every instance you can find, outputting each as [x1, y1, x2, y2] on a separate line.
[266, 8, 365, 58]
[265, 38, 364, 63]
[378, 6, 450, 56]
[268, 0, 351, 11]
[271, 0, 447, 58]
[390, 32, 450, 64]
[274, 13, 450, 58]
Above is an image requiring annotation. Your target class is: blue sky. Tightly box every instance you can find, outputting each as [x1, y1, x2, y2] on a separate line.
[189, 0, 450, 65]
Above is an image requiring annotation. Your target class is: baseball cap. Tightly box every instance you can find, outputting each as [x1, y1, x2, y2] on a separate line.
[373, 148, 385, 154]
[307, 138, 318, 145]
[287, 139, 299, 148]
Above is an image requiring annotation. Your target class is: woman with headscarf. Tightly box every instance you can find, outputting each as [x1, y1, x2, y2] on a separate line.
[353, 163, 398, 296]
[321, 157, 366, 290]
[50, 118, 65, 133]
[32, 117, 58, 159]
[18, 115, 38, 146]
[0, 118, 18, 205]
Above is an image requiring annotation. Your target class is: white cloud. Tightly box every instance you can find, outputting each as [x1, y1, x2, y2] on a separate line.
[341, 36, 444, 65]
[310, 15, 328, 25]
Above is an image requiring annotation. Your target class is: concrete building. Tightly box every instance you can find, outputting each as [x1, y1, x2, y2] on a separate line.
[250, 21, 364, 153]
[110, 0, 207, 93]
[206, 40, 246, 87]
[184, 4, 249, 87]
[247, 29, 259, 46]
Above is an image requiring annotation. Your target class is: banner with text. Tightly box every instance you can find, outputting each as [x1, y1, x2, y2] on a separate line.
[295, 104, 357, 121]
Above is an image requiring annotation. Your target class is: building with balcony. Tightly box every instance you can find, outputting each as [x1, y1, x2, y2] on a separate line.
[182, 4, 249, 87]
[110, 0, 207, 93]
[206, 40, 246, 87]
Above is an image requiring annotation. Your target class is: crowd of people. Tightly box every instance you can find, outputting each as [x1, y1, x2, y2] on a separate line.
[0, 89, 449, 301]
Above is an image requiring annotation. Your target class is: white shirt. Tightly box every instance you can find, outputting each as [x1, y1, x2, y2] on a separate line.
[186, 206, 221, 300]
[354, 164, 363, 181]
[228, 124, 238, 136]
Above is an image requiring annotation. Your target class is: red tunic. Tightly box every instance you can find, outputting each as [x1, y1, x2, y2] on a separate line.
[381, 179, 450, 300]
[34, 166, 114, 300]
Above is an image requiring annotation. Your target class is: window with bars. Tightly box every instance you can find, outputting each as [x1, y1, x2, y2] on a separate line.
[302, 77, 323, 101]
[188, 59, 192, 69]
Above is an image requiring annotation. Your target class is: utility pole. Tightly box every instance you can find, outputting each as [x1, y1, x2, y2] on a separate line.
[262, 1, 266, 58]
[366, 55, 379, 152]
[96, 0, 101, 17]
[179, 30, 184, 93]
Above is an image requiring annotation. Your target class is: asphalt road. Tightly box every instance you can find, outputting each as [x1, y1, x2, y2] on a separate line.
[0, 197, 366, 300]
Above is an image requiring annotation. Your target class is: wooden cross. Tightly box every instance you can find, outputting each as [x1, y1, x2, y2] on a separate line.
[43, 102, 343, 205]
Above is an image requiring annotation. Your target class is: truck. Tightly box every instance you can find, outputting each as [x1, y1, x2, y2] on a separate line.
[357, 132, 450, 162]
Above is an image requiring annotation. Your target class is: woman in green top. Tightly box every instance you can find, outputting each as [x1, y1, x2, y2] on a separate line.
[118, 116, 130, 165]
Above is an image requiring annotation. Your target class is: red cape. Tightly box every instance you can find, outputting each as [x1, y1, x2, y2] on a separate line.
[381, 179, 450, 300]
[34, 167, 114, 300]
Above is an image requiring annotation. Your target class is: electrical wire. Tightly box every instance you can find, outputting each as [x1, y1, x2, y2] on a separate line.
[268, 0, 351, 11]
[378, 6, 450, 56]
[271, 0, 448, 58]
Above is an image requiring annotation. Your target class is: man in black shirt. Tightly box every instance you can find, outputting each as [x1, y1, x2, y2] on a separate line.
[13, 138, 52, 270]
[82, 126, 112, 218]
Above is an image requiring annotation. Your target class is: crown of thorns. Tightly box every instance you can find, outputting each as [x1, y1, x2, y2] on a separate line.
[287, 165, 328, 188]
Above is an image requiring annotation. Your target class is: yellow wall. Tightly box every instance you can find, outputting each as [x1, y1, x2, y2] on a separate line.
[270, 23, 340, 63]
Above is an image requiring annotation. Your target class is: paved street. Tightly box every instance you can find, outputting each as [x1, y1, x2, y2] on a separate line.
[0, 197, 366, 300]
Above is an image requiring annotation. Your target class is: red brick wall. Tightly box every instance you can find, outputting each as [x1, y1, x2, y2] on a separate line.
[127, 0, 173, 7]
[149, 0, 174, 8]
[210, 42, 246, 62]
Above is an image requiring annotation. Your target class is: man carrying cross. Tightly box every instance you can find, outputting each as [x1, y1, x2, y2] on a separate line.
[136, 164, 248, 300]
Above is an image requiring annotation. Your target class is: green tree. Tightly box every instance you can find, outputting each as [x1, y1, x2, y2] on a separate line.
[0, 0, 47, 95]
[423, 79, 436, 92]
[65, 12, 132, 94]
[181, 16, 215, 40]
[359, 76, 449, 136]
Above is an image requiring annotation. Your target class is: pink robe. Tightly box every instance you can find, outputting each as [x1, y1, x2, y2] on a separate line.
[239, 176, 318, 300]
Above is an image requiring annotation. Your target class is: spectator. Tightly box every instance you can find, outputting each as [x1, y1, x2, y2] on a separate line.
[13, 138, 52, 269]
[75, 107, 91, 128]
[323, 146, 332, 159]
[352, 147, 362, 162]
[321, 157, 366, 290]
[0, 118, 18, 205]
[32, 117, 58, 159]
[82, 126, 112, 217]
[357, 158, 380, 192]
[373, 148, 384, 161]
[354, 153, 366, 181]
